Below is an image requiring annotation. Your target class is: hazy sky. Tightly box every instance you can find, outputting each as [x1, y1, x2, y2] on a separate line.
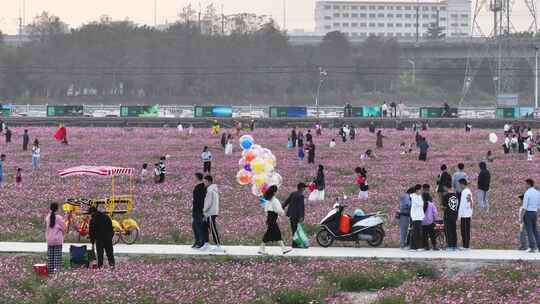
[0, 0, 537, 35]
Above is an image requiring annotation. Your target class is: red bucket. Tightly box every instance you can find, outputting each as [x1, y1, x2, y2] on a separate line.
[33, 263, 48, 277]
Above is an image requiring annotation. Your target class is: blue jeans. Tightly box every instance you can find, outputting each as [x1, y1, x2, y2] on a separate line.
[32, 156, 40, 170]
[192, 213, 205, 246]
[399, 215, 410, 248]
[477, 190, 488, 210]
[524, 211, 540, 250]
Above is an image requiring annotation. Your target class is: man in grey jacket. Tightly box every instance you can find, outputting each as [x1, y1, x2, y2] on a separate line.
[399, 187, 414, 249]
[201, 175, 225, 253]
[452, 163, 469, 201]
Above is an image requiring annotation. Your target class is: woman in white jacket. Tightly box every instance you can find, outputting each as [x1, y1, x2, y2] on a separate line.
[201, 175, 225, 253]
[409, 184, 425, 251]
[258, 185, 292, 255]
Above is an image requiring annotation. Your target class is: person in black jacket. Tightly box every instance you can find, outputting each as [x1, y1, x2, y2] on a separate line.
[477, 162, 491, 211]
[436, 164, 452, 206]
[307, 141, 316, 164]
[192, 172, 207, 249]
[306, 130, 313, 143]
[89, 207, 115, 269]
[291, 128, 297, 148]
[282, 183, 307, 247]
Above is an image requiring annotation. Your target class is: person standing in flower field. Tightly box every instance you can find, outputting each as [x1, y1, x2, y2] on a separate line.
[139, 163, 148, 183]
[15, 167, 22, 184]
[409, 185, 425, 251]
[258, 185, 292, 255]
[45, 202, 65, 274]
[306, 141, 316, 164]
[297, 131, 304, 148]
[0, 154, 5, 185]
[201, 175, 225, 253]
[477, 162, 491, 211]
[520, 179, 540, 253]
[452, 163, 468, 202]
[310, 165, 325, 201]
[306, 130, 313, 143]
[22, 129, 29, 151]
[355, 167, 369, 201]
[5, 127, 11, 144]
[191, 173, 207, 249]
[201, 146, 212, 174]
[421, 192, 439, 251]
[31, 139, 40, 170]
[291, 127, 297, 148]
[88, 206, 115, 269]
[418, 137, 429, 161]
[442, 186, 459, 251]
[398, 187, 414, 249]
[458, 179, 473, 250]
[518, 194, 528, 251]
[159, 156, 166, 183]
[376, 130, 385, 148]
[282, 183, 307, 248]
[436, 165, 452, 206]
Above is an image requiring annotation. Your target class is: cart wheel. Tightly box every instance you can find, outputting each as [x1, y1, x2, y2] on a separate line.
[120, 228, 139, 245]
[112, 233, 121, 245]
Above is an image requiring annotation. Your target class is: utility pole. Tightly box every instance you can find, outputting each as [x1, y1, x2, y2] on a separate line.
[535, 46, 538, 109]
[153, 0, 157, 26]
[315, 67, 328, 118]
[198, 2, 202, 33]
[221, 4, 225, 35]
[283, 0, 287, 31]
[415, 5, 419, 42]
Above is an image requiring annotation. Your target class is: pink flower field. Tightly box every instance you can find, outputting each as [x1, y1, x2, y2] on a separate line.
[0, 126, 537, 248]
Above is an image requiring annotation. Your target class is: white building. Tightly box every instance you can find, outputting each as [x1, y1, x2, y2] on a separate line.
[315, 0, 471, 39]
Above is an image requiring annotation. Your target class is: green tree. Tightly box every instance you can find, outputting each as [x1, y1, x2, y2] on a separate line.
[26, 12, 69, 43]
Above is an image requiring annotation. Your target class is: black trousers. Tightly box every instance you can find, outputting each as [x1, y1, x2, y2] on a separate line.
[422, 224, 437, 249]
[204, 215, 221, 245]
[460, 217, 471, 248]
[444, 216, 458, 248]
[410, 220, 423, 250]
[95, 239, 115, 268]
[203, 161, 211, 173]
[419, 152, 427, 161]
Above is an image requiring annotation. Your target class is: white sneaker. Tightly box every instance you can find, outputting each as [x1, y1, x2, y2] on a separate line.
[527, 248, 537, 253]
[212, 246, 226, 253]
[199, 243, 210, 251]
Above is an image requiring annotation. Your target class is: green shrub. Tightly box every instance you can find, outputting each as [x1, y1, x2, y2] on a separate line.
[271, 290, 317, 304]
[414, 265, 439, 279]
[374, 295, 406, 304]
[331, 271, 414, 292]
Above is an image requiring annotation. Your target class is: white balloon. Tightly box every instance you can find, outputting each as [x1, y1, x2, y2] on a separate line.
[489, 133, 498, 143]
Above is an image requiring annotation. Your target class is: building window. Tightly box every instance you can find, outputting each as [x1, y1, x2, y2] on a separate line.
[387, 6, 394, 10]
[333, 23, 340, 27]
[404, 6, 411, 10]
[378, 6, 385, 10]
[405, 14, 411, 18]
[440, 17, 447, 21]
[361, 32, 367, 36]
[360, 22, 366, 27]
[396, 23, 402, 27]
[352, 13, 358, 17]
[369, 13, 376, 18]
[333, 13, 340, 17]
[422, 14, 429, 18]
[423, 23, 430, 27]
[396, 6, 402, 10]
[432, 7, 438, 11]
[325, 25, 331, 29]
[451, 14, 458, 18]
[324, 16, 332, 20]
[405, 23, 411, 27]
[378, 23, 385, 27]
[360, 6, 366, 10]
[360, 13, 366, 18]
[351, 6, 358, 10]
[378, 13, 385, 17]
[352, 22, 358, 27]
[387, 14, 394, 18]
[324, 5, 331, 10]
[396, 14, 402, 18]
[451, 23, 458, 26]
[432, 14, 438, 18]
[369, 32, 376, 36]
[369, 6, 376, 10]
[423, 6, 429, 11]
[369, 23, 376, 27]
[461, 23, 468, 27]
[397, 32, 402, 37]
[377, 32, 384, 36]
[352, 32, 358, 36]
[387, 23, 394, 27]
[343, 23, 349, 27]
[388, 33, 394, 37]
[405, 33, 411, 37]
[333, 5, 340, 9]
[343, 13, 349, 17]
[440, 7, 446, 11]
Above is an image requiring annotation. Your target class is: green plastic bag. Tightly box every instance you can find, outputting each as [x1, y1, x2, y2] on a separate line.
[293, 223, 310, 248]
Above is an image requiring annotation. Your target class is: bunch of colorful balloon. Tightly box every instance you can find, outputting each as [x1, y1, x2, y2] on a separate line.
[236, 135, 283, 198]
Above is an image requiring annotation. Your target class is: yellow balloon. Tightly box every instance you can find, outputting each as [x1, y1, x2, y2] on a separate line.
[254, 174, 266, 186]
[251, 158, 265, 174]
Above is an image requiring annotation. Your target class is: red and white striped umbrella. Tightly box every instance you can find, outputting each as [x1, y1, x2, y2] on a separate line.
[58, 166, 135, 177]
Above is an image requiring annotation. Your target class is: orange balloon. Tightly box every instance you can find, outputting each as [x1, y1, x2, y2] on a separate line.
[239, 175, 252, 185]
[245, 151, 256, 162]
